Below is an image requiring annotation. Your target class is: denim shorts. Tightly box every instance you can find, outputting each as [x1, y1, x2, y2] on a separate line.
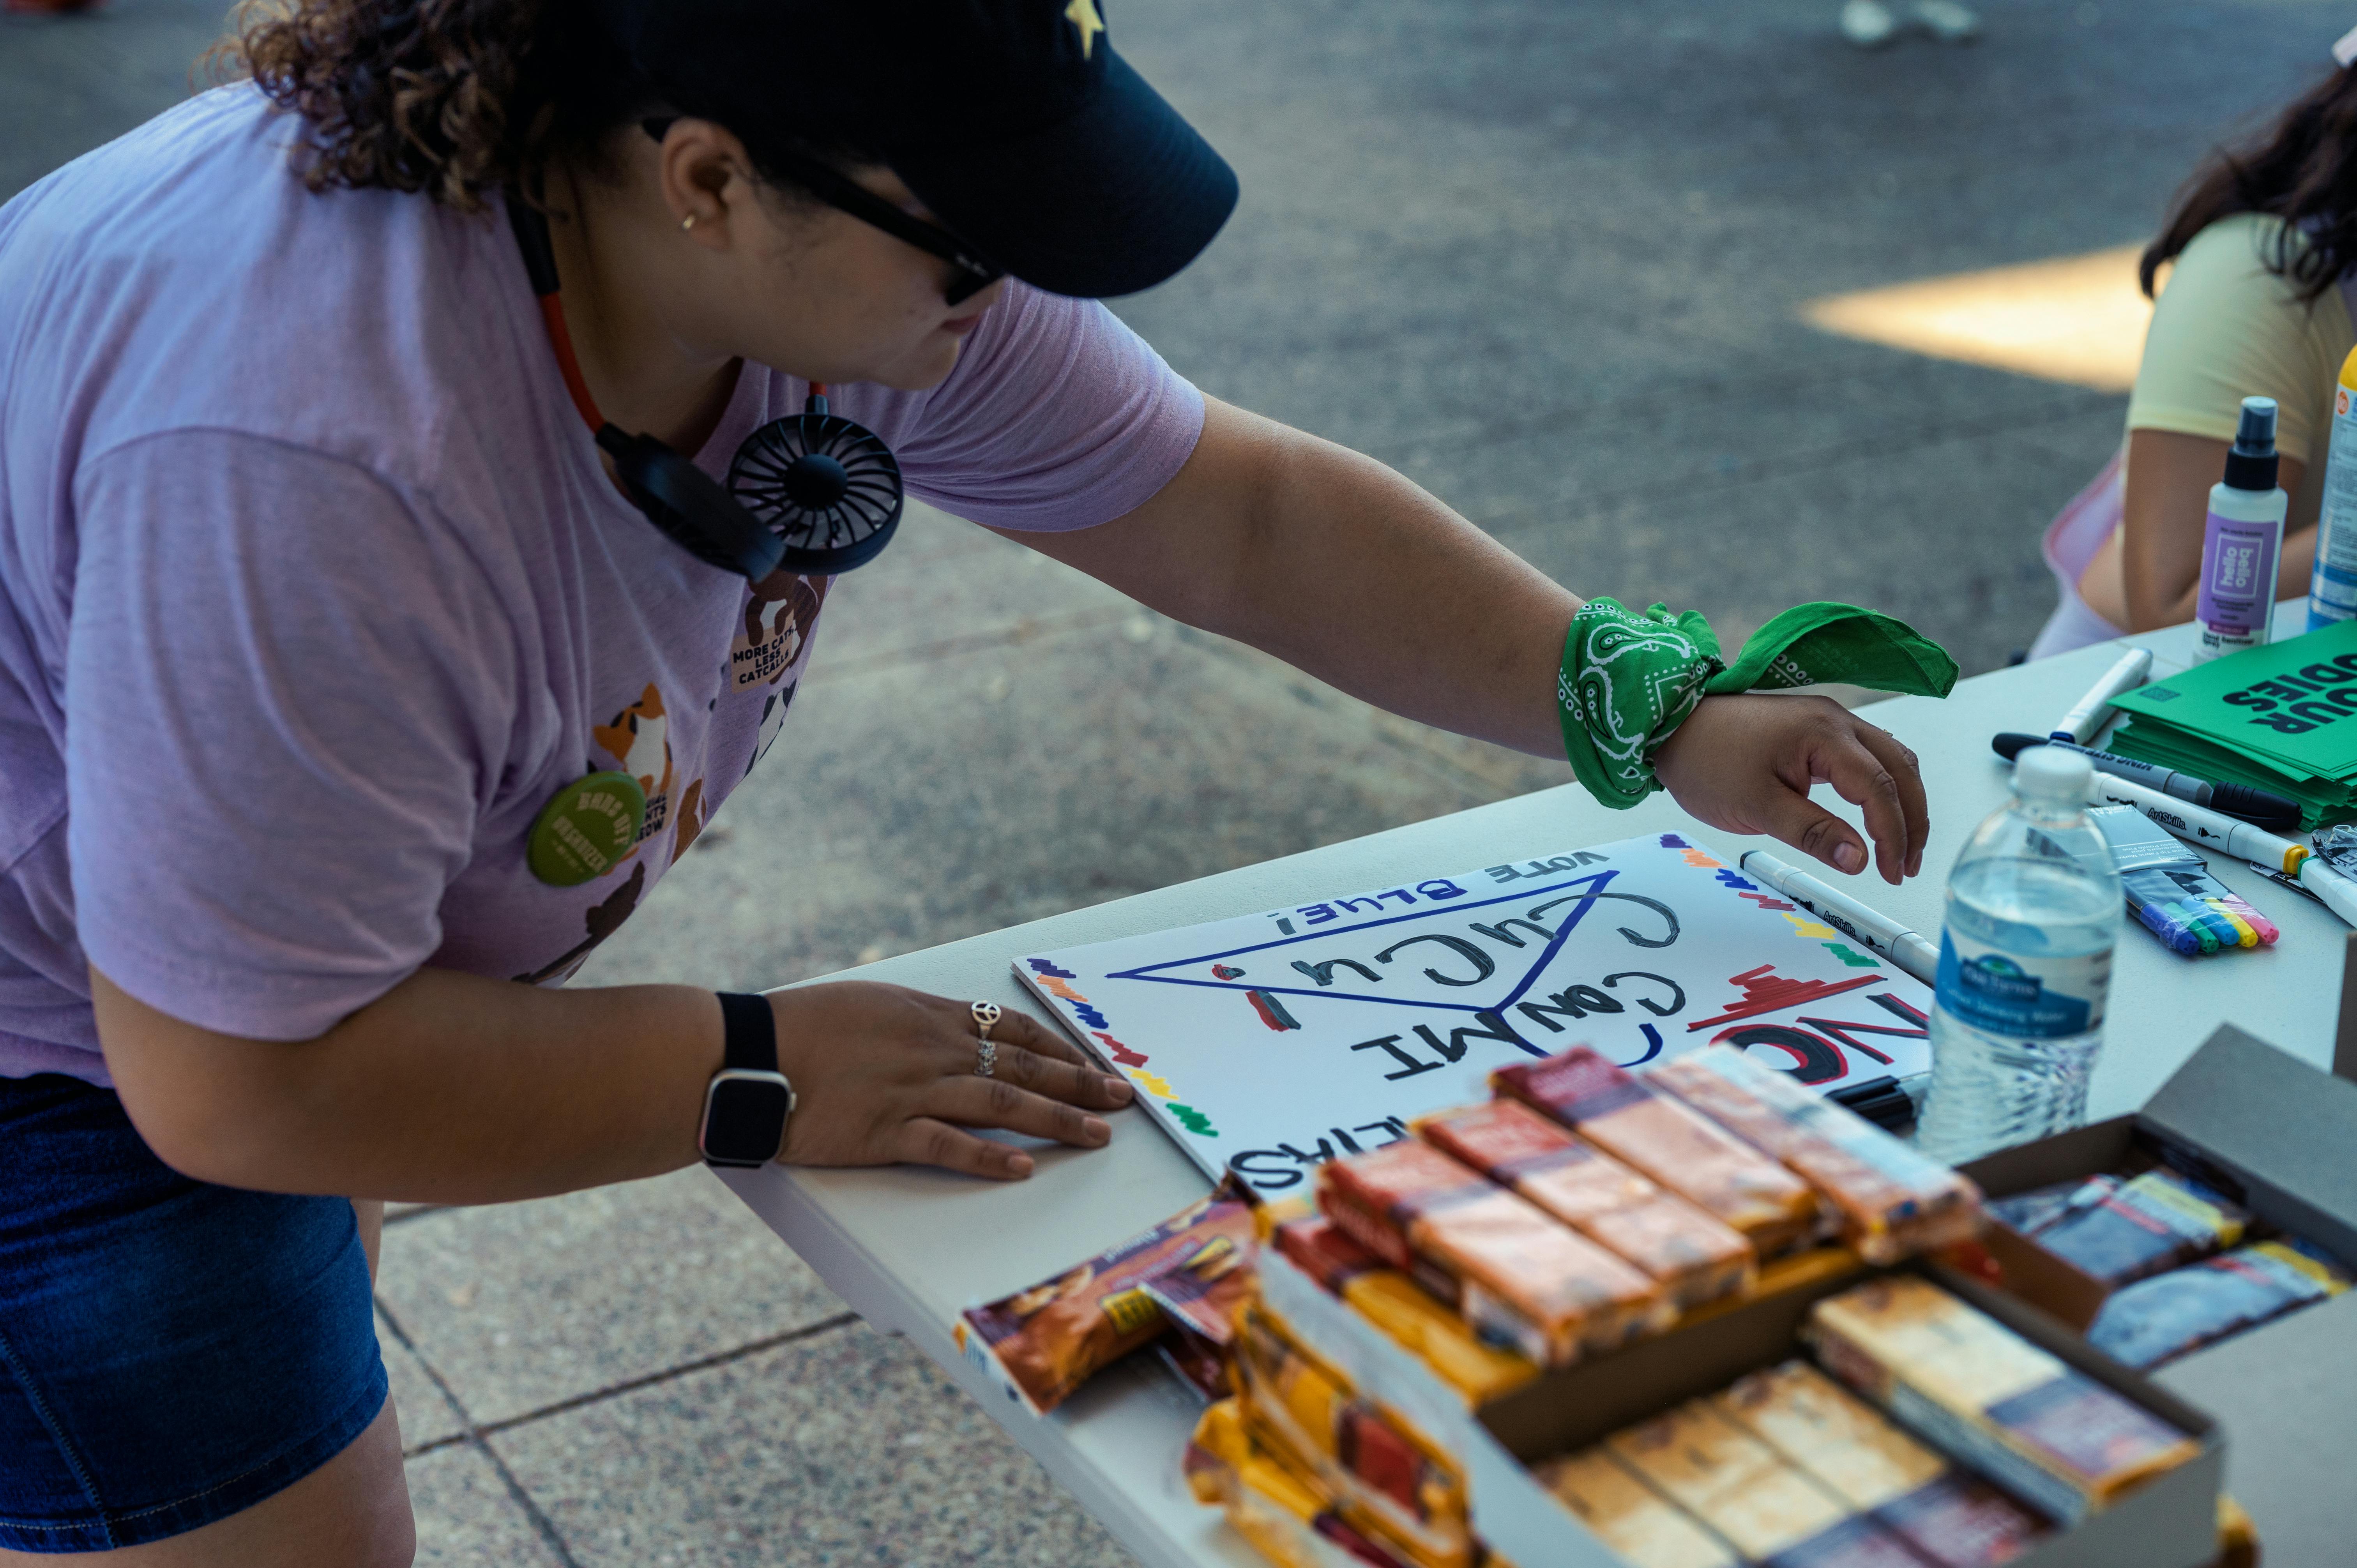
[0, 1073, 386, 1552]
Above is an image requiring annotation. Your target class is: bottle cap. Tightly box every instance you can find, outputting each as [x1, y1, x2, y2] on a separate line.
[2014, 744, 2092, 805]
[2223, 395, 2280, 491]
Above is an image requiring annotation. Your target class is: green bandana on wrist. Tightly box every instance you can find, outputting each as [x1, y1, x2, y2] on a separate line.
[1555, 599, 1959, 808]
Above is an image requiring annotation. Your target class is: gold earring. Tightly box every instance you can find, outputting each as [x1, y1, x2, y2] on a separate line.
[682, 213, 698, 233]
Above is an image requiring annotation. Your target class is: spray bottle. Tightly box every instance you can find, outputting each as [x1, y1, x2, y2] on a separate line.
[2309, 348, 2357, 630]
[2193, 396, 2287, 663]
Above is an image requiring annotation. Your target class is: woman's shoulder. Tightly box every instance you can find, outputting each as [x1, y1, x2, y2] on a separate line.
[2134, 213, 2350, 455]
[0, 85, 541, 493]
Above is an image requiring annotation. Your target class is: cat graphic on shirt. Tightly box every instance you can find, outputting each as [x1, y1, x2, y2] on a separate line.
[591, 683, 674, 841]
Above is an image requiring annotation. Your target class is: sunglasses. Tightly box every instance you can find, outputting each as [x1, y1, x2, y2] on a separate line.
[641, 118, 1004, 305]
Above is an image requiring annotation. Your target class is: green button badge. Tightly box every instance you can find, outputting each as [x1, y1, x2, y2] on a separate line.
[526, 770, 648, 887]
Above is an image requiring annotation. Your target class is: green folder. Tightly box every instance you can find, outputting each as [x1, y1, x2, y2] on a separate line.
[2108, 620, 2357, 828]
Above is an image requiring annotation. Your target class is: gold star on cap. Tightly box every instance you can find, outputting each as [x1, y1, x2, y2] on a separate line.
[1064, 0, 1105, 59]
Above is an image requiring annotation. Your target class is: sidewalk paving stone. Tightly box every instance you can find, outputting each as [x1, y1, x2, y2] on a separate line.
[376, 1167, 844, 1429]
[380, 1308, 468, 1453]
[492, 1318, 1138, 1568]
[406, 1443, 570, 1568]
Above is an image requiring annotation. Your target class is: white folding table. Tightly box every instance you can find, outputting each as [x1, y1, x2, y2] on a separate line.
[716, 613, 2345, 1568]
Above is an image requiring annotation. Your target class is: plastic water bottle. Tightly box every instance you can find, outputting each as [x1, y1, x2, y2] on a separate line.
[1915, 746, 2121, 1164]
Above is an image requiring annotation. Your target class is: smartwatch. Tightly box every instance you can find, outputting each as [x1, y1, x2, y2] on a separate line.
[700, 992, 795, 1168]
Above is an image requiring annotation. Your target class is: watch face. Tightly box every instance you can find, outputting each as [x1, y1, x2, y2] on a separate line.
[702, 1074, 791, 1165]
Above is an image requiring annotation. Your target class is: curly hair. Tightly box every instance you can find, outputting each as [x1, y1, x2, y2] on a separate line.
[214, 0, 879, 213]
[2144, 63, 2357, 304]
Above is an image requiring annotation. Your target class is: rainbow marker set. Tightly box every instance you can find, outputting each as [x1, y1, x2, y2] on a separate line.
[2090, 805, 2280, 957]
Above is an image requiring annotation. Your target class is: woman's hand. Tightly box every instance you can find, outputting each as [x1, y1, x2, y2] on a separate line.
[768, 982, 1135, 1180]
[1651, 693, 1928, 885]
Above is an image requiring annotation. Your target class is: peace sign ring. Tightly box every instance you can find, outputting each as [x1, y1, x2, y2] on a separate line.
[970, 1001, 1002, 1077]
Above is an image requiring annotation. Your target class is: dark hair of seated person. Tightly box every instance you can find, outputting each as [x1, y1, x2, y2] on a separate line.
[209, 0, 883, 212]
[2144, 61, 2357, 305]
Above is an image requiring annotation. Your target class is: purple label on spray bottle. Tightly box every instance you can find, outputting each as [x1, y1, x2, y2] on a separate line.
[2196, 507, 2279, 653]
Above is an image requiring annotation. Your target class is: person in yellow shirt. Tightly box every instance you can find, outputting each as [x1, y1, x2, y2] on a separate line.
[2033, 30, 2357, 655]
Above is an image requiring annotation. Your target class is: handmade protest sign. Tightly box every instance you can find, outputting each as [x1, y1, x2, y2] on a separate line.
[1016, 832, 1935, 1195]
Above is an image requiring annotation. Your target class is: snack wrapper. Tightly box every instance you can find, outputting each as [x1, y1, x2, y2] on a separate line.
[1716, 1360, 2048, 1566]
[1340, 1270, 1542, 1405]
[1271, 1214, 1540, 1403]
[1493, 1048, 1817, 1254]
[1417, 1100, 1754, 1309]
[1988, 1176, 2119, 1240]
[2087, 1238, 2349, 1369]
[1539, 1447, 1738, 1568]
[1806, 1276, 2200, 1523]
[1185, 1399, 1417, 1568]
[1608, 1398, 1927, 1565]
[1320, 1140, 1666, 1365]
[957, 1191, 1254, 1414]
[1234, 1302, 1475, 1568]
[2028, 1169, 2247, 1289]
[1651, 1047, 1982, 1264]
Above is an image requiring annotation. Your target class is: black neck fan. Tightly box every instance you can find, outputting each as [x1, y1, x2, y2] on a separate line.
[727, 390, 904, 575]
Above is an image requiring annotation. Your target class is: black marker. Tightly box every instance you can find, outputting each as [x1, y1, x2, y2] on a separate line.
[1990, 733, 2301, 833]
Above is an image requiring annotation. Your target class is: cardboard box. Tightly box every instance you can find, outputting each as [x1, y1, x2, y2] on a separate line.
[1963, 1024, 2357, 1568]
[1463, 1261, 2219, 1568]
[1263, 1239, 2220, 1568]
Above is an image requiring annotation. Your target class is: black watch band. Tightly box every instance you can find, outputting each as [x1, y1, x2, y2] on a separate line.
[700, 992, 794, 1168]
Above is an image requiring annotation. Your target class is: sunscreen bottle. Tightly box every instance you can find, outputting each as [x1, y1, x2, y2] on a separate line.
[2193, 396, 2286, 663]
[2309, 346, 2357, 630]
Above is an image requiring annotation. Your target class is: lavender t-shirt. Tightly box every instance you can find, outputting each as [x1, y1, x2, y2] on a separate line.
[0, 87, 1203, 1087]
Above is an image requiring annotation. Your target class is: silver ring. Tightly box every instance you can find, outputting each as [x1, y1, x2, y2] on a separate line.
[969, 1000, 1001, 1042]
[975, 1039, 999, 1078]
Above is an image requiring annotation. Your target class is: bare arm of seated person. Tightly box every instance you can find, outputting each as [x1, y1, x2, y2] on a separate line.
[2085, 428, 2317, 632]
[1009, 397, 1930, 883]
[94, 964, 1130, 1200]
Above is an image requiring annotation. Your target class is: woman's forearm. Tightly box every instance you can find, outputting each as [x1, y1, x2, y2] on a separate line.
[1030, 400, 1580, 758]
[95, 965, 721, 1204]
[1221, 427, 1580, 757]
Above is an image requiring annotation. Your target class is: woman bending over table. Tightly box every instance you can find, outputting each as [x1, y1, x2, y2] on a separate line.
[0, 1, 1933, 1561]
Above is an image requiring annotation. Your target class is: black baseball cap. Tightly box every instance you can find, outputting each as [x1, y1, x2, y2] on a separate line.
[590, 0, 1239, 299]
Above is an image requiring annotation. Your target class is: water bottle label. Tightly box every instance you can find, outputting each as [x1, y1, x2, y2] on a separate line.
[1934, 929, 2110, 1039]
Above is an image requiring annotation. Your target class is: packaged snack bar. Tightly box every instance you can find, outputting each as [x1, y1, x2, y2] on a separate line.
[1610, 1399, 1925, 1565]
[2088, 1238, 2350, 1369]
[1807, 1276, 2200, 1523]
[1416, 1100, 1656, 1226]
[1233, 1304, 1475, 1568]
[1418, 1100, 1754, 1310]
[1988, 1176, 2119, 1239]
[1184, 1398, 1418, 1568]
[1652, 1047, 1983, 1264]
[1157, 1325, 1230, 1404]
[1717, 1360, 2050, 1566]
[2030, 1169, 2247, 1289]
[1317, 1139, 1493, 1280]
[1494, 1048, 1818, 1254]
[1320, 1140, 1668, 1365]
[2217, 1495, 2259, 1568]
[1869, 1472, 2050, 1568]
[1717, 1360, 1947, 1510]
[956, 1191, 1254, 1414]
[1145, 1224, 1253, 1349]
[1538, 1447, 1737, 1568]
[1274, 1213, 1384, 1295]
[1338, 1270, 1541, 1404]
